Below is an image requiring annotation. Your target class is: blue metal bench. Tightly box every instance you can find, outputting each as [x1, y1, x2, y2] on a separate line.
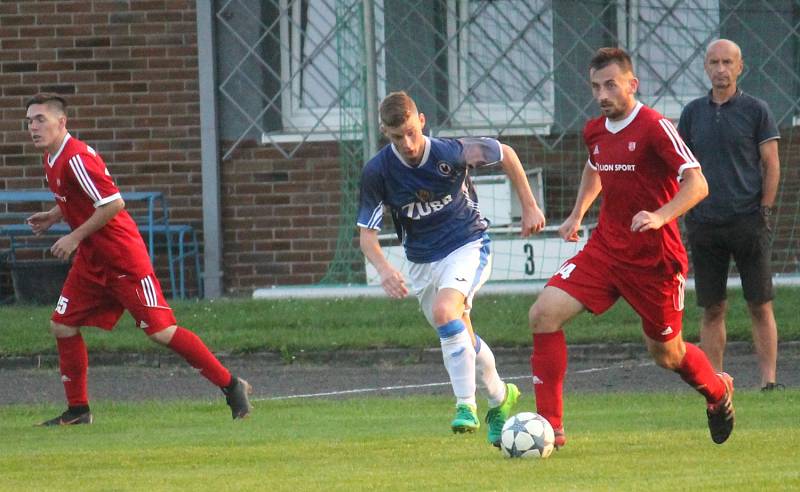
[0, 190, 202, 299]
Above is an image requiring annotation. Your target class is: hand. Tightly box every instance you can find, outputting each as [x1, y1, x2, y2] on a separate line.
[26, 211, 58, 235]
[558, 215, 582, 242]
[630, 210, 665, 232]
[379, 265, 408, 299]
[519, 205, 546, 237]
[50, 234, 80, 260]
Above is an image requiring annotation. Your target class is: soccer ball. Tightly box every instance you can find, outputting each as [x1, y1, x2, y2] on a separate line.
[500, 412, 555, 459]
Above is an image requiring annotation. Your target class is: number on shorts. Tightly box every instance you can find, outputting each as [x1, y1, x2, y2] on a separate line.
[556, 262, 576, 280]
[55, 296, 69, 315]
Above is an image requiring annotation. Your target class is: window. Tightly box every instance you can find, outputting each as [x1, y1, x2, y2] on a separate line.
[622, 0, 719, 118]
[278, 0, 385, 136]
[446, 0, 554, 132]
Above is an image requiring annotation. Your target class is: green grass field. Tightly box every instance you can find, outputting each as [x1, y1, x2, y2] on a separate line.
[1, 391, 797, 492]
[2, 287, 799, 356]
[1, 288, 798, 490]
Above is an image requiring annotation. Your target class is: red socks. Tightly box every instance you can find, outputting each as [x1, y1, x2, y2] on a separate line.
[676, 342, 725, 403]
[57, 334, 89, 407]
[531, 330, 567, 430]
[167, 326, 232, 388]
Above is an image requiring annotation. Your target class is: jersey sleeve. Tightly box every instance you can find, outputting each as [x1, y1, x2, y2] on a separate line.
[757, 101, 780, 145]
[652, 117, 700, 179]
[458, 137, 502, 169]
[356, 162, 385, 231]
[66, 149, 121, 207]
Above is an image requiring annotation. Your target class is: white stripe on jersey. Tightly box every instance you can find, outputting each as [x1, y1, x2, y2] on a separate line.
[141, 276, 159, 308]
[658, 118, 698, 165]
[69, 155, 103, 204]
[366, 201, 383, 229]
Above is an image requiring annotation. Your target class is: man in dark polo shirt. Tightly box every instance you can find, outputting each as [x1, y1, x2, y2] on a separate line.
[678, 39, 782, 391]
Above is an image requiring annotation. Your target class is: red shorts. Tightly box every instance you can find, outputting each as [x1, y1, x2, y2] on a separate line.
[51, 259, 177, 335]
[546, 248, 686, 342]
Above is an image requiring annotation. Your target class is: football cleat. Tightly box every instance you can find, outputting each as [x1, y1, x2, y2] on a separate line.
[223, 376, 253, 420]
[553, 426, 567, 449]
[451, 403, 480, 433]
[707, 372, 735, 444]
[486, 383, 520, 447]
[37, 408, 93, 427]
[761, 382, 785, 392]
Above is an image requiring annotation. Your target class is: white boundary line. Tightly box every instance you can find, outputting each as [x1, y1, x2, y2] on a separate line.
[256, 361, 656, 401]
[253, 275, 800, 299]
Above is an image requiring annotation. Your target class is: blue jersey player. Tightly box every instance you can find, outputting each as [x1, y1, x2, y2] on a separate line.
[357, 92, 546, 447]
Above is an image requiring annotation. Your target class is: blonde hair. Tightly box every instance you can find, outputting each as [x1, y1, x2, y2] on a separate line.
[379, 91, 418, 128]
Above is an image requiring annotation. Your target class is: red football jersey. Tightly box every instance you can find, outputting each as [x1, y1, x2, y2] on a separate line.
[44, 133, 152, 276]
[583, 103, 699, 273]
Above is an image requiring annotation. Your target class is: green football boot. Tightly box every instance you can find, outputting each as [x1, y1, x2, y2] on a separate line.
[485, 383, 520, 447]
[451, 403, 480, 433]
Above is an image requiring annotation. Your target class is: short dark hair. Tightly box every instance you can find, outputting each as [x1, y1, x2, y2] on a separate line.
[589, 47, 634, 74]
[379, 91, 418, 128]
[25, 93, 68, 113]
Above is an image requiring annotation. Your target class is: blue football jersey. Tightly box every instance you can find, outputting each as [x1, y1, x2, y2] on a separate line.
[357, 136, 502, 263]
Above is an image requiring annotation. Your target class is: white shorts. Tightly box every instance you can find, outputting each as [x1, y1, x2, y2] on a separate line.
[408, 234, 492, 328]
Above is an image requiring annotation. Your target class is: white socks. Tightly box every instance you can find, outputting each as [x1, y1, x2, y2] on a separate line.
[437, 320, 506, 408]
[438, 321, 477, 407]
[475, 335, 506, 408]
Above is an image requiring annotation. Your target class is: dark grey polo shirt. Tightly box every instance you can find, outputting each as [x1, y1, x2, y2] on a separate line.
[678, 90, 779, 224]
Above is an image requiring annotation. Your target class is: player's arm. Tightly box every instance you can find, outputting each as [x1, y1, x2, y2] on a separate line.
[759, 139, 780, 210]
[359, 227, 408, 299]
[50, 197, 125, 260]
[560, 161, 602, 242]
[631, 167, 708, 233]
[499, 144, 545, 236]
[26, 205, 63, 235]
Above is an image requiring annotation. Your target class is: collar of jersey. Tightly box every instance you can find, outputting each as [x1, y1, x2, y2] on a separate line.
[605, 101, 643, 134]
[391, 136, 431, 169]
[47, 133, 72, 167]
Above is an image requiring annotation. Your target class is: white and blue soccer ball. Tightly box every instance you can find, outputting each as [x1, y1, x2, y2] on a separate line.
[500, 412, 555, 459]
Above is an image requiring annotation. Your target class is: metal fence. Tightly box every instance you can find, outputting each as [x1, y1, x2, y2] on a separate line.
[213, 0, 800, 283]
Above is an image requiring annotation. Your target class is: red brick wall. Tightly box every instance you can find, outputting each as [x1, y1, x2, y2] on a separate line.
[219, 141, 343, 290]
[0, 0, 204, 296]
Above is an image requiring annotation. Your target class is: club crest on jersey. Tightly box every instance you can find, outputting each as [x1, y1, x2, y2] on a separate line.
[436, 161, 454, 176]
[628, 141, 637, 151]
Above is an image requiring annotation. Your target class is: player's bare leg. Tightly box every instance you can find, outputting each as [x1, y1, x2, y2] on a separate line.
[529, 286, 585, 448]
[645, 333, 734, 444]
[39, 322, 92, 426]
[699, 301, 727, 371]
[149, 325, 252, 419]
[746, 301, 778, 388]
[433, 289, 479, 433]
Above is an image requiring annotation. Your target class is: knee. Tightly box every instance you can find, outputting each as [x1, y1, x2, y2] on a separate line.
[529, 301, 554, 334]
[747, 301, 772, 321]
[432, 303, 459, 327]
[703, 301, 727, 322]
[50, 321, 79, 338]
[148, 325, 177, 345]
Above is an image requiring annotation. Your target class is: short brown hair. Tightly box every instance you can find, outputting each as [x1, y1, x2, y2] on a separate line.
[25, 92, 68, 113]
[589, 47, 634, 74]
[379, 91, 418, 128]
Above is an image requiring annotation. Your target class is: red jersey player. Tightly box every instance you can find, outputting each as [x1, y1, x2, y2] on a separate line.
[24, 93, 252, 425]
[528, 48, 735, 447]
